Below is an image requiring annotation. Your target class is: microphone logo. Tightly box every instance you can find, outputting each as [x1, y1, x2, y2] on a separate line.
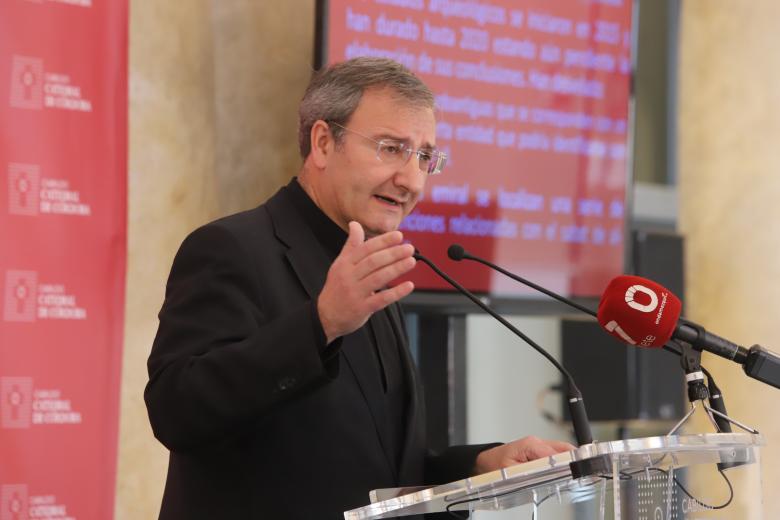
[598, 275, 680, 349]
[605, 320, 636, 344]
[624, 284, 658, 313]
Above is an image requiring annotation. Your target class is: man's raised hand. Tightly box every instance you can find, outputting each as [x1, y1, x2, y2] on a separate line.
[317, 221, 416, 344]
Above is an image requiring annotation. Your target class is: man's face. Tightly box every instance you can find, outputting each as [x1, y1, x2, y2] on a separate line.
[318, 88, 436, 237]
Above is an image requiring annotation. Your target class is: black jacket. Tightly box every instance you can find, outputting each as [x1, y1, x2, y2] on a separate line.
[145, 181, 494, 519]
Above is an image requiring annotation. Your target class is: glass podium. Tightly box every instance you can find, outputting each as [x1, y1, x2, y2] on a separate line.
[344, 433, 763, 519]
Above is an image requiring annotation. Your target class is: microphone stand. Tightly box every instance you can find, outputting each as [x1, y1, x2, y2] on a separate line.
[667, 340, 758, 437]
[447, 244, 751, 439]
[413, 250, 611, 479]
[665, 340, 758, 472]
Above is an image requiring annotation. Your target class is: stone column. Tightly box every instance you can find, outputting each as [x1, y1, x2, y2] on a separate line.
[118, 1, 314, 517]
[678, 2, 780, 517]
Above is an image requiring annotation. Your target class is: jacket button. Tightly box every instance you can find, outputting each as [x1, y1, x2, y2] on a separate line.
[277, 377, 296, 391]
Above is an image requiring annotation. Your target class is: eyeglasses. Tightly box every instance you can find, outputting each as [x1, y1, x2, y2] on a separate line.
[328, 122, 447, 175]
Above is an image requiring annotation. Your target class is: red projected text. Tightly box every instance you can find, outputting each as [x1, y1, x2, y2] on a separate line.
[326, 0, 633, 297]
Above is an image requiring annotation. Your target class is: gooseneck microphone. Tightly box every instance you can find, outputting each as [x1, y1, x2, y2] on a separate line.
[447, 244, 597, 318]
[598, 275, 780, 390]
[413, 249, 595, 447]
[447, 244, 688, 361]
[446, 243, 738, 431]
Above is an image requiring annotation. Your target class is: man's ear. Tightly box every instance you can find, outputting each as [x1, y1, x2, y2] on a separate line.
[309, 120, 333, 169]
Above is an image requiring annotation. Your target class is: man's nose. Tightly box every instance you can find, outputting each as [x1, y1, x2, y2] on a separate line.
[394, 153, 426, 194]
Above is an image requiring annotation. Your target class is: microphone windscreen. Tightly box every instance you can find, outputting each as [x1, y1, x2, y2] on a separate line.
[597, 275, 682, 348]
[447, 244, 466, 261]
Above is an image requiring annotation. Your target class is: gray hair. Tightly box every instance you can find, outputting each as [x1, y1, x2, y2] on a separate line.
[297, 57, 435, 158]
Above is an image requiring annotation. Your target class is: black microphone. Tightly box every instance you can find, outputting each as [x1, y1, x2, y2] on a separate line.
[447, 244, 597, 317]
[447, 243, 684, 360]
[413, 249, 595, 448]
[598, 275, 780, 391]
[446, 244, 750, 431]
[675, 321, 780, 390]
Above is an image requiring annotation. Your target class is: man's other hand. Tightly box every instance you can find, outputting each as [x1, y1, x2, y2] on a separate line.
[318, 221, 416, 344]
[474, 436, 576, 474]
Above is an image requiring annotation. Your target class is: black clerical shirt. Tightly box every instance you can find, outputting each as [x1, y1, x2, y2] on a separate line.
[287, 178, 409, 471]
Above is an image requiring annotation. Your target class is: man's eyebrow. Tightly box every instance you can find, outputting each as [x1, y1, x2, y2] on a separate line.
[373, 132, 437, 150]
[372, 132, 407, 143]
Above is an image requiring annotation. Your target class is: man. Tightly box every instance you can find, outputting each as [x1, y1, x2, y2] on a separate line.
[145, 57, 572, 519]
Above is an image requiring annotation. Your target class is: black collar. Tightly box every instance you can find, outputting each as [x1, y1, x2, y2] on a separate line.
[286, 177, 347, 260]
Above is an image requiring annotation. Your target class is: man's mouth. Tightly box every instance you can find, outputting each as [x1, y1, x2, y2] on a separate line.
[374, 195, 402, 206]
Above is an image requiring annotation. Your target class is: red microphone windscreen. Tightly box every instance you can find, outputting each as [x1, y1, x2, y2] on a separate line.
[597, 275, 682, 348]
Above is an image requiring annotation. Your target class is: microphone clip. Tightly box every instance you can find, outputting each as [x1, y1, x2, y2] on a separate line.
[678, 341, 709, 401]
[667, 340, 758, 437]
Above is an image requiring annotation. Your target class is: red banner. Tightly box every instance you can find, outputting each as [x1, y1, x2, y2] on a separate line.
[0, 1, 127, 518]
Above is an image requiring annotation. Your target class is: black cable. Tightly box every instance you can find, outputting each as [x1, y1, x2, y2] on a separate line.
[656, 467, 734, 510]
[607, 466, 734, 510]
[444, 465, 734, 518]
[443, 485, 523, 518]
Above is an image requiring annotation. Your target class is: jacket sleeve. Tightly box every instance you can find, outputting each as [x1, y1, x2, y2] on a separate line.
[144, 223, 335, 452]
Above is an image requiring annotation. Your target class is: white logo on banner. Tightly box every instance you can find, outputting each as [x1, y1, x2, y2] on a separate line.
[0, 378, 33, 429]
[1, 484, 28, 520]
[9, 55, 92, 112]
[7, 164, 40, 216]
[39, 178, 92, 216]
[0, 378, 82, 429]
[7, 163, 92, 217]
[3, 271, 37, 322]
[0, 485, 76, 520]
[9, 56, 43, 110]
[3, 271, 87, 322]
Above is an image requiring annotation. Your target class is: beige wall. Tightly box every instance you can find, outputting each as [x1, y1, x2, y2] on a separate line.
[119, 1, 315, 517]
[678, 1, 780, 517]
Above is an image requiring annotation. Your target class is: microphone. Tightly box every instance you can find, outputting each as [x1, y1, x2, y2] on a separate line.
[413, 249, 596, 448]
[447, 244, 597, 318]
[446, 243, 742, 434]
[598, 275, 780, 390]
[447, 243, 687, 359]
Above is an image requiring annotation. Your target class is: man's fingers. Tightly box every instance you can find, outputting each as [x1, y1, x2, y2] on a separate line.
[546, 440, 576, 453]
[344, 221, 365, 250]
[321, 223, 417, 340]
[353, 243, 415, 280]
[518, 438, 574, 463]
[360, 256, 416, 293]
[524, 443, 558, 460]
[365, 281, 414, 312]
[346, 228, 404, 262]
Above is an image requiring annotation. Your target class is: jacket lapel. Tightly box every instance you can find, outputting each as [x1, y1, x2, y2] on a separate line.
[265, 183, 398, 479]
[265, 187, 331, 301]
